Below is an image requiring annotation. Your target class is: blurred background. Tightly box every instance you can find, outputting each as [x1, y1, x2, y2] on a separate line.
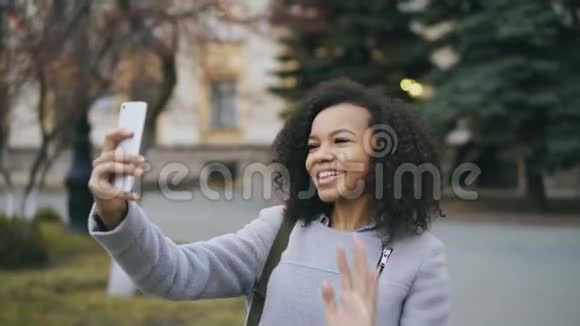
[1, 0, 579, 325]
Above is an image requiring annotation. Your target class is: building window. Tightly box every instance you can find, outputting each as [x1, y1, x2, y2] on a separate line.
[210, 79, 238, 129]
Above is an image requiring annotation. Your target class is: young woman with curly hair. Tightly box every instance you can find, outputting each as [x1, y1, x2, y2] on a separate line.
[88, 78, 450, 326]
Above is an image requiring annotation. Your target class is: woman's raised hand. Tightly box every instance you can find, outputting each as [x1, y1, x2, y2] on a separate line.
[322, 235, 379, 326]
[88, 128, 146, 229]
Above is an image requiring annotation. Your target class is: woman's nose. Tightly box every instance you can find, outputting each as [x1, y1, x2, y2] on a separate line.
[312, 144, 335, 163]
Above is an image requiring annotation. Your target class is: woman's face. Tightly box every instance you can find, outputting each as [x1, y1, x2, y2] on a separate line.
[305, 103, 372, 202]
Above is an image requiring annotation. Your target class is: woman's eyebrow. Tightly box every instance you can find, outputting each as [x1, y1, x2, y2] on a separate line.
[330, 128, 356, 137]
[308, 128, 356, 140]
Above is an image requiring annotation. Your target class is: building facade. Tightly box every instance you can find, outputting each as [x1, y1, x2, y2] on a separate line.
[8, 0, 287, 189]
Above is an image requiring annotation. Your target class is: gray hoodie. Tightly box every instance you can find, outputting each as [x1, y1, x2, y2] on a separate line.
[89, 202, 450, 326]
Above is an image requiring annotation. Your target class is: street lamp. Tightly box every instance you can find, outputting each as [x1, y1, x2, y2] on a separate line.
[400, 78, 431, 99]
[65, 109, 93, 233]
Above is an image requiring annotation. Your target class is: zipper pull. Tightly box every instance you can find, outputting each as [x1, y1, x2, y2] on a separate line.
[377, 248, 393, 276]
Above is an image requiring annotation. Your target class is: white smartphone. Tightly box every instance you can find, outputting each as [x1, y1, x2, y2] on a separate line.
[113, 101, 147, 193]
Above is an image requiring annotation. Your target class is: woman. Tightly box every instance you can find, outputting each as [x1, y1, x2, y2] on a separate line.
[88, 78, 450, 326]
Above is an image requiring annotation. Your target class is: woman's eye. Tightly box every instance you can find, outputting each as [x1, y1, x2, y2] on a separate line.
[335, 138, 350, 144]
[307, 144, 319, 150]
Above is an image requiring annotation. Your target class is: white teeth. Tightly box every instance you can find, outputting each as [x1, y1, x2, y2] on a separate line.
[318, 170, 343, 178]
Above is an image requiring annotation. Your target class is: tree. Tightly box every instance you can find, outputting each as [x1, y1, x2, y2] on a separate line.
[270, 0, 431, 110]
[419, 0, 580, 209]
[0, 0, 36, 217]
[0, 0, 256, 220]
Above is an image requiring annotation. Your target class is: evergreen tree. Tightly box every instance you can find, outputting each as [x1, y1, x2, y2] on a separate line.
[419, 0, 580, 208]
[270, 0, 431, 107]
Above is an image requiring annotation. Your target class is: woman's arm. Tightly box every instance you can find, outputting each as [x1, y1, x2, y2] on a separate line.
[89, 202, 284, 300]
[400, 240, 451, 325]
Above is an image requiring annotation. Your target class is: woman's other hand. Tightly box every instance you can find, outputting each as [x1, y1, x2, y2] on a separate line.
[322, 235, 379, 326]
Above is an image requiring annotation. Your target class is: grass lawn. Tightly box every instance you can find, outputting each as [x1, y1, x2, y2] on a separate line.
[0, 222, 246, 326]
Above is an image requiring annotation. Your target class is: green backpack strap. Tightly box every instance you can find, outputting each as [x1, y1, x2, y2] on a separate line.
[246, 214, 296, 326]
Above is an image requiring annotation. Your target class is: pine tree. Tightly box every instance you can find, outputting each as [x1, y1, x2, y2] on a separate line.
[419, 0, 580, 208]
[270, 0, 431, 108]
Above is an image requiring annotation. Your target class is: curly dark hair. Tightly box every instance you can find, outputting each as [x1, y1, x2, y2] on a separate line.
[271, 78, 444, 242]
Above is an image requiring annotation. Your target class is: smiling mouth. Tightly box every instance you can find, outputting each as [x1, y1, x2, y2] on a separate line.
[316, 169, 345, 186]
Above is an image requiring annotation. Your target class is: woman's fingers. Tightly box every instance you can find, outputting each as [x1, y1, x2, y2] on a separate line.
[366, 270, 379, 314]
[324, 240, 379, 326]
[93, 149, 144, 167]
[88, 174, 140, 201]
[94, 161, 142, 178]
[88, 161, 143, 200]
[89, 130, 146, 202]
[352, 235, 368, 293]
[103, 128, 133, 152]
[352, 236, 379, 318]
[337, 246, 353, 292]
[321, 281, 337, 317]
